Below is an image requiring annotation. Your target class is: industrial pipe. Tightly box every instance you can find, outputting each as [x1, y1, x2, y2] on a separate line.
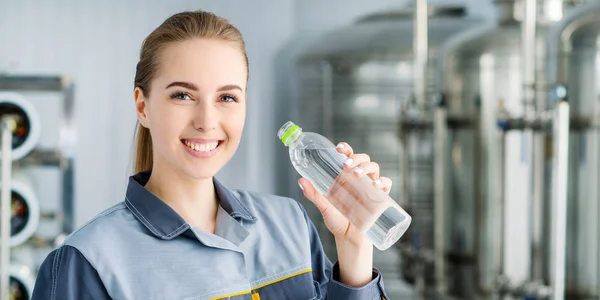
[521, 0, 548, 291]
[550, 100, 569, 300]
[0, 116, 15, 300]
[413, 0, 428, 110]
[433, 106, 447, 295]
[522, 0, 537, 116]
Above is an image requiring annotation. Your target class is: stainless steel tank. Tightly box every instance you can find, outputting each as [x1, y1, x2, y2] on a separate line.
[442, 0, 581, 298]
[295, 4, 484, 293]
[546, 1, 600, 298]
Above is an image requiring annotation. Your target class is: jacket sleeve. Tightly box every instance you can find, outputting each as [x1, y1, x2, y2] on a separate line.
[297, 202, 390, 300]
[31, 245, 112, 300]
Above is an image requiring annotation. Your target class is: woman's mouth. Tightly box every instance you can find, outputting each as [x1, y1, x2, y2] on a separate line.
[182, 139, 220, 152]
[180, 139, 224, 159]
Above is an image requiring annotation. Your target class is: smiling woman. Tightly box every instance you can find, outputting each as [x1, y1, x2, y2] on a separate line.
[30, 10, 392, 300]
[134, 28, 248, 182]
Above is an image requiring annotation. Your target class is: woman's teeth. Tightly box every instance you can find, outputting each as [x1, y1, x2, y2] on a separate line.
[184, 140, 218, 152]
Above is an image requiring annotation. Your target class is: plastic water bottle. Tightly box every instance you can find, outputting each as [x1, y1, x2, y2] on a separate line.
[278, 121, 412, 251]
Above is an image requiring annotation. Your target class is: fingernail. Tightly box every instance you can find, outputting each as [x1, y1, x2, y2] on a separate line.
[336, 143, 344, 149]
[298, 182, 304, 191]
[353, 167, 363, 174]
[374, 179, 382, 185]
[344, 158, 353, 167]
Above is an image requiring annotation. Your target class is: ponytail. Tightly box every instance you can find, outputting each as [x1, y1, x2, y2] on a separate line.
[133, 121, 153, 173]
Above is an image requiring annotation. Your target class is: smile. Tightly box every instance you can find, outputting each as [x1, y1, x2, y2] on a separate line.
[181, 139, 223, 157]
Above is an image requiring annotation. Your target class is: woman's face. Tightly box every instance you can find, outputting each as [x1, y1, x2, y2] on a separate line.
[135, 38, 247, 179]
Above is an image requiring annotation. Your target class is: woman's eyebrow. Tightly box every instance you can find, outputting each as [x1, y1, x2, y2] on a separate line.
[165, 82, 242, 92]
[217, 84, 242, 92]
[165, 81, 198, 90]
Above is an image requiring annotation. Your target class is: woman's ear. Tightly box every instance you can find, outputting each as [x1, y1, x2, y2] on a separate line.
[134, 87, 149, 128]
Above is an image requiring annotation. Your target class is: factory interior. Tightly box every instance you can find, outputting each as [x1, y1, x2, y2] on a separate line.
[1, 0, 600, 299]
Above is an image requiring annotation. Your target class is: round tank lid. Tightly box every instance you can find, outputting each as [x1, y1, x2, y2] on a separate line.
[356, 5, 467, 23]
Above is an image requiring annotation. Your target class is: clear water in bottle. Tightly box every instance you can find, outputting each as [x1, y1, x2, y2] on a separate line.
[278, 121, 412, 251]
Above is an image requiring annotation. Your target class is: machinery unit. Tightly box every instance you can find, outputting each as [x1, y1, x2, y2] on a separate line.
[5, 173, 40, 248]
[8, 262, 35, 300]
[0, 75, 77, 300]
[545, 1, 600, 297]
[0, 92, 40, 162]
[294, 4, 485, 296]
[442, 0, 579, 298]
[295, 0, 600, 298]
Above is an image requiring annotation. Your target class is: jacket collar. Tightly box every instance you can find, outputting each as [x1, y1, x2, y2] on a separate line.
[124, 170, 257, 240]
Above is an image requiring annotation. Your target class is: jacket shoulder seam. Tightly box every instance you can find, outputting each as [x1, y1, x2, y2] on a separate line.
[63, 203, 126, 245]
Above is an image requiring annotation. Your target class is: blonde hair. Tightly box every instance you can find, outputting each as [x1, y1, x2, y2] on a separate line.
[132, 10, 249, 173]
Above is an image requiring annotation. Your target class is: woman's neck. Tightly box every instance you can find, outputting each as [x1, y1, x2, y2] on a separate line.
[144, 161, 219, 234]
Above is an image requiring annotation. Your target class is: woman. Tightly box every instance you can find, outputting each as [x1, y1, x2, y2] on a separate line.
[32, 10, 392, 300]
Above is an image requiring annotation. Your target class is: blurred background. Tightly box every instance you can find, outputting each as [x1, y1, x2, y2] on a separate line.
[1, 0, 600, 299]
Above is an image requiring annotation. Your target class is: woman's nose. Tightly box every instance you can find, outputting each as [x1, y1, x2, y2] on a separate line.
[192, 103, 217, 132]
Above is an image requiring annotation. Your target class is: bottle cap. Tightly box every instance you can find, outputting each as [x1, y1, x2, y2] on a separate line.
[277, 121, 302, 146]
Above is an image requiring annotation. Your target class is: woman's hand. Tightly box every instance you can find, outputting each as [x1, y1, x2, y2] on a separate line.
[298, 142, 392, 287]
[298, 142, 393, 244]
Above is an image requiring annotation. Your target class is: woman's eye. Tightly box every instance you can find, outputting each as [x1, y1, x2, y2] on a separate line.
[220, 95, 237, 103]
[171, 92, 192, 101]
